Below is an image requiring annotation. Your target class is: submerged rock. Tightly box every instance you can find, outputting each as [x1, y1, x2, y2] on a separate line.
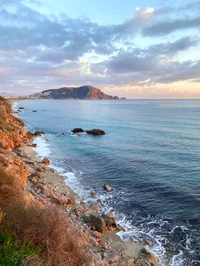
[72, 128, 84, 133]
[86, 129, 105, 135]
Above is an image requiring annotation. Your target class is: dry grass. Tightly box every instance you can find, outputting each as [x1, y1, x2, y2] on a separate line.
[0, 168, 25, 208]
[0, 167, 91, 265]
[3, 204, 91, 265]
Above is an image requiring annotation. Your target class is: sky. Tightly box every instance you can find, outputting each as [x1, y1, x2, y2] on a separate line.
[0, 0, 200, 98]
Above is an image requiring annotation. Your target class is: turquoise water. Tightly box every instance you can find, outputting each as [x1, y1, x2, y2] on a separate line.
[15, 99, 200, 266]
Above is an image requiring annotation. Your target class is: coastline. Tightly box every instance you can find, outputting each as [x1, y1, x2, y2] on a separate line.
[7, 98, 161, 265]
[15, 140, 161, 266]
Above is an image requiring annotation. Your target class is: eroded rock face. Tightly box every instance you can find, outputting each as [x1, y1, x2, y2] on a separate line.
[86, 129, 105, 135]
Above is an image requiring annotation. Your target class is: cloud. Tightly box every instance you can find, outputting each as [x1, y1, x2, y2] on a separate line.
[106, 51, 158, 73]
[146, 36, 199, 57]
[0, 0, 200, 97]
[142, 16, 200, 36]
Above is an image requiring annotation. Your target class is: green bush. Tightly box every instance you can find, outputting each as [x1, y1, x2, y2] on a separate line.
[0, 231, 43, 266]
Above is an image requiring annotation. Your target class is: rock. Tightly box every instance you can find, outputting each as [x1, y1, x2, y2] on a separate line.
[32, 110, 38, 112]
[144, 238, 153, 247]
[87, 213, 107, 233]
[73, 208, 80, 217]
[18, 107, 24, 109]
[101, 213, 117, 231]
[41, 157, 50, 165]
[29, 143, 37, 147]
[86, 129, 105, 135]
[51, 193, 76, 206]
[139, 248, 158, 265]
[106, 212, 115, 219]
[39, 184, 52, 197]
[118, 258, 135, 266]
[90, 230, 102, 240]
[71, 128, 84, 133]
[103, 183, 112, 191]
[84, 228, 90, 239]
[90, 190, 97, 198]
[33, 131, 45, 136]
[104, 250, 121, 264]
[85, 212, 117, 233]
[88, 203, 101, 213]
[30, 177, 37, 184]
[117, 224, 126, 232]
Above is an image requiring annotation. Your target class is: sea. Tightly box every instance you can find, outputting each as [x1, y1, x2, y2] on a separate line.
[14, 99, 200, 266]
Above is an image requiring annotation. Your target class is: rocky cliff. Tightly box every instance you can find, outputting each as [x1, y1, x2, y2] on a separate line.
[0, 97, 33, 186]
[29, 85, 125, 100]
[0, 97, 32, 150]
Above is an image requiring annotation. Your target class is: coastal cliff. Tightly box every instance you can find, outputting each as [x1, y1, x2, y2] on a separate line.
[29, 85, 125, 100]
[0, 97, 158, 266]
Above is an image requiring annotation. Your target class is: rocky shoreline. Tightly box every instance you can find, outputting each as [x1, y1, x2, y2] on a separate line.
[15, 143, 161, 266]
[0, 97, 161, 265]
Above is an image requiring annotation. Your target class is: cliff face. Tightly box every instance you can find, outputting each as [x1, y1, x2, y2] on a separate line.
[0, 97, 32, 187]
[29, 85, 122, 100]
[0, 97, 32, 150]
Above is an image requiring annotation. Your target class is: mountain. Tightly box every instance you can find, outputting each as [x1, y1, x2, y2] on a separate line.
[29, 85, 125, 100]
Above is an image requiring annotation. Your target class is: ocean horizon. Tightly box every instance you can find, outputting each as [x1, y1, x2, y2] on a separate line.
[15, 99, 200, 266]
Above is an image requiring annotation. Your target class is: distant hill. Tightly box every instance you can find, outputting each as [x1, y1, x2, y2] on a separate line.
[29, 85, 126, 100]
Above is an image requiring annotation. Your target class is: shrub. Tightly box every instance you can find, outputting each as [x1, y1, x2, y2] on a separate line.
[2, 204, 91, 265]
[0, 231, 43, 266]
[0, 168, 25, 208]
[0, 166, 91, 265]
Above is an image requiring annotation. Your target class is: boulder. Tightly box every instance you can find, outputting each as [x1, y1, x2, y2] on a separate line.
[51, 193, 76, 206]
[101, 213, 117, 231]
[41, 157, 50, 165]
[85, 213, 117, 233]
[139, 248, 158, 265]
[86, 213, 107, 233]
[72, 128, 84, 133]
[103, 183, 112, 191]
[86, 129, 105, 135]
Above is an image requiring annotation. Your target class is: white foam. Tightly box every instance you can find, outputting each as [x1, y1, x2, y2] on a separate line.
[169, 250, 184, 266]
[34, 136, 52, 158]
